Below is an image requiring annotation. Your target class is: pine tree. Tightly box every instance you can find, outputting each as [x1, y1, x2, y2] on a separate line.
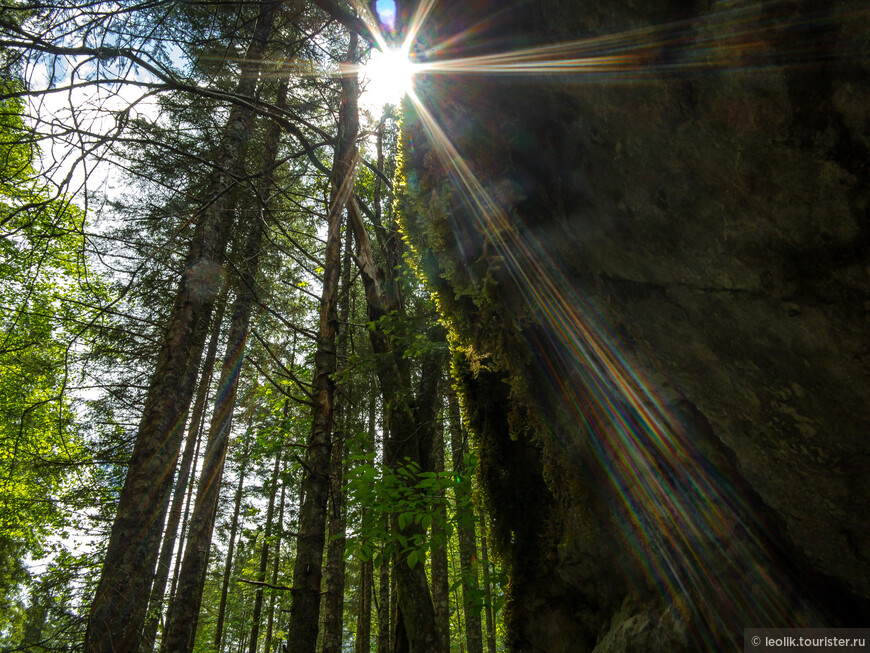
[285, 33, 359, 653]
[85, 2, 280, 648]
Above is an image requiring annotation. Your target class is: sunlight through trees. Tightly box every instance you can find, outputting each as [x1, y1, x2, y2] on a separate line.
[5, 0, 861, 651]
[0, 2, 505, 651]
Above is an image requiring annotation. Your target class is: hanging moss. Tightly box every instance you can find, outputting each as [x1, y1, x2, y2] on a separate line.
[390, 78, 615, 653]
[391, 0, 870, 645]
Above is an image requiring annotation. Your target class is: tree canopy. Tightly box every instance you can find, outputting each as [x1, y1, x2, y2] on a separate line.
[0, 2, 505, 651]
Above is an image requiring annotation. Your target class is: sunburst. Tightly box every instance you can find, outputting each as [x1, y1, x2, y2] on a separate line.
[348, 0, 436, 111]
[359, 43, 417, 110]
[342, 0, 854, 645]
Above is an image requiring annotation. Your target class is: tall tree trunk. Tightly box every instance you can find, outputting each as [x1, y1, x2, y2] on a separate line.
[430, 419, 450, 653]
[212, 429, 253, 653]
[449, 537, 465, 653]
[236, 603, 251, 653]
[320, 432, 347, 653]
[169, 395, 205, 604]
[265, 393, 294, 653]
[249, 447, 283, 653]
[355, 392, 376, 653]
[377, 558, 390, 653]
[354, 560, 372, 653]
[163, 164, 269, 653]
[480, 524, 496, 653]
[448, 393, 483, 653]
[388, 351, 444, 653]
[369, 231, 388, 653]
[263, 479, 286, 653]
[321, 210, 354, 653]
[239, 66, 294, 653]
[347, 181, 446, 653]
[84, 3, 278, 650]
[162, 36, 290, 649]
[141, 292, 227, 652]
[285, 34, 359, 653]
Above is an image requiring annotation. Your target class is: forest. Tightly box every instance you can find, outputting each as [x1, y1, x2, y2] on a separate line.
[2, 0, 869, 652]
[1, 1, 504, 651]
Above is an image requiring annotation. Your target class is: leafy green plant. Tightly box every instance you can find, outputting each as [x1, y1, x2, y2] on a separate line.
[0, 75, 113, 640]
[344, 453, 477, 569]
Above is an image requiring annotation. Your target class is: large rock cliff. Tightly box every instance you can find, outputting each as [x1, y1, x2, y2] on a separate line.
[397, 0, 870, 650]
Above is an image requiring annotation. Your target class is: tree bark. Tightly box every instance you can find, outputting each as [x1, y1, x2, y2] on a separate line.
[248, 447, 283, 653]
[448, 393, 483, 653]
[163, 209, 265, 653]
[354, 559, 372, 653]
[481, 525, 496, 653]
[242, 66, 293, 653]
[355, 392, 376, 653]
[263, 481, 285, 651]
[141, 292, 227, 652]
[430, 419, 450, 653]
[372, 138, 390, 653]
[214, 448, 250, 651]
[169, 396, 205, 604]
[265, 397, 293, 653]
[285, 33, 358, 653]
[322, 207, 354, 653]
[209, 430, 252, 653]
[377, 558, 390, 653]
[320, 426, 347, 653]
[347, 180, 446, 653]
[162, 171, 269, 653]
[387, 350, 444, 653]
[83, 2, 278, 650]
[162, 14, 290, 645]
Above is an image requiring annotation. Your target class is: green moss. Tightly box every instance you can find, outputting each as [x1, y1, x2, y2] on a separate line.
[392, 90, 609, 650]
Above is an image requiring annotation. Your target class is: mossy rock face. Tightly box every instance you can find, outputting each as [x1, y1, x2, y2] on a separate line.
[398, 0, 870, 650]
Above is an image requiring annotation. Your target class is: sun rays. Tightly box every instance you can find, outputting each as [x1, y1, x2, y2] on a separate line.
[405, 78, 801, 646]
[324, 0, 865, 646]
[344, 0, 438, 108]
[180, 0, 860, 644]
[350, 0, 861, 95]
[339, 0, 863, 647]
[358, 42, 416, 109]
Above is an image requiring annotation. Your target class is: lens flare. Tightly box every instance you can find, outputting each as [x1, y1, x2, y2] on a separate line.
[360, 45, 417, 109]
[339, 0, 861, 645]
[406, 86, 813, 647]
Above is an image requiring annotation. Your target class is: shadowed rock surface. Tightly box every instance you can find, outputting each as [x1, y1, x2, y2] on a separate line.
[397, 0, 870, 650]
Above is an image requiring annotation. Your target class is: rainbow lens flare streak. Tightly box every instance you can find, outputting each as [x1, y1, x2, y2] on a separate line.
[355, 0, 860, 646]
[406, 90, 801, 648]
[417, 1, 860, 80]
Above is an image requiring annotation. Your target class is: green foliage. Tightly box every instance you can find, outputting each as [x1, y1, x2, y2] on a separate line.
[367, 308, 448, 362]
[344, 453, 476, 570]
[1, 5, 513, 649]
[0, 76, 108, 640]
